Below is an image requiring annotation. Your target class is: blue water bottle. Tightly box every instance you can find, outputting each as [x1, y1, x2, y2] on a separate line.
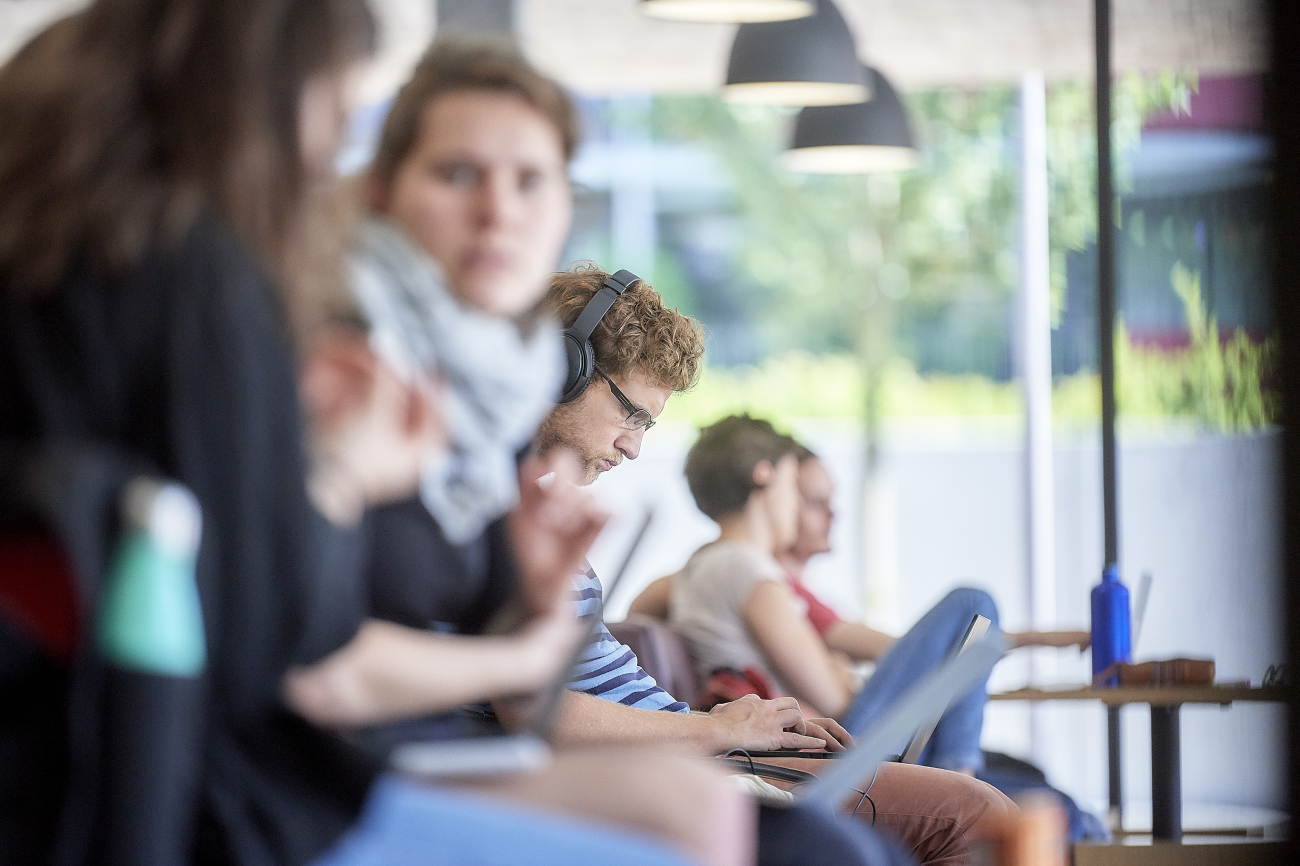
[1091, 564, 1131, 687]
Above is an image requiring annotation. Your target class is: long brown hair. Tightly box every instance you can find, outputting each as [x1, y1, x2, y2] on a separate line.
[0, 0, 375, 305]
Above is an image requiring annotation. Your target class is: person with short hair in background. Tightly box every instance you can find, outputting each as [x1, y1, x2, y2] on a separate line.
[631, 441, 1090, 773]
[667, 416, 995, 774]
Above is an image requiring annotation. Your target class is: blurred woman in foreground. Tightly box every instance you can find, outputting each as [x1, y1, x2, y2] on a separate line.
[0, 3, 746, 865]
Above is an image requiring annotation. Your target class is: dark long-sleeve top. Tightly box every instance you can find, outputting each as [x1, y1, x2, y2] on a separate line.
[366, 500, 687, 716]
[0, 215, 377, 866]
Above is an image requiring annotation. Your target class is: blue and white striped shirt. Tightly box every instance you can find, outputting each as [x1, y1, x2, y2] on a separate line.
[566, 563, 690, 713]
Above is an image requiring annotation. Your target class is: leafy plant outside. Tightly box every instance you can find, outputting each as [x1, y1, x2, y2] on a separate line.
[1116, 263, 1277, 432]
[663, 263, 1276, 433]
[644, 72, 1197, 364]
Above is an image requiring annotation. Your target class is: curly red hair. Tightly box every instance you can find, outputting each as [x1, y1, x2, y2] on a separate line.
[545, 262, 704, 392]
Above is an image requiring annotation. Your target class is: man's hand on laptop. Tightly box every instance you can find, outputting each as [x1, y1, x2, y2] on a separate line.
[705, 695, 851, 754]
[800, 716, 854, 753]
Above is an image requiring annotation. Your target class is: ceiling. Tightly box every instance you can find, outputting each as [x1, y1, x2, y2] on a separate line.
[0, 0, 1266, 100]
[523, 0, 1265, 94]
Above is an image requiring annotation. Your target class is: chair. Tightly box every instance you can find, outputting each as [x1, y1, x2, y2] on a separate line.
[606, 615, 703, 710]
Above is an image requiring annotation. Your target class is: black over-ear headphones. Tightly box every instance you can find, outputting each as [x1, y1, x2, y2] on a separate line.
[558, 269, 642, 403]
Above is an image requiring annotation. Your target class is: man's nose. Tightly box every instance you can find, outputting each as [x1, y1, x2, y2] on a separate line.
[615, 428, 644, 461]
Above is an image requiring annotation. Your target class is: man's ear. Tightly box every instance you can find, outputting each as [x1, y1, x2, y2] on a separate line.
[300, 333, 377, 434]
[751, 460, 774, 488]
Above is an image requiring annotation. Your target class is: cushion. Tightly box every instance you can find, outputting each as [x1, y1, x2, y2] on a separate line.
[606, 615, 704, 710]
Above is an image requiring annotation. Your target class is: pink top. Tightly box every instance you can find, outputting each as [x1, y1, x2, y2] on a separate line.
[786, 574, 842, 637]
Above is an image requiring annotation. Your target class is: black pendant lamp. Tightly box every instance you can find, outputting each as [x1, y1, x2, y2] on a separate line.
[723, 0, 869, 106]
[783, 66, 916, 173]
[639, 0, 813, 23]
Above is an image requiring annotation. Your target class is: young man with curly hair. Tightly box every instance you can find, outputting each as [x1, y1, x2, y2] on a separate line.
[525, 264, 844, 749]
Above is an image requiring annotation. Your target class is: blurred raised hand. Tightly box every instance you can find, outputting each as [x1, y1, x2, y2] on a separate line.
[508, 449, 609, 619]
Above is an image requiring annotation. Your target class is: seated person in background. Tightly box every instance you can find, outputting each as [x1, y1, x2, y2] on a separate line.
[633, 442, 1089, 763]
[772, 445, 1102, 843]
[632, 436, 1103, 843]
[776, 445, 1089, 666]
[667, 416, 990, 774]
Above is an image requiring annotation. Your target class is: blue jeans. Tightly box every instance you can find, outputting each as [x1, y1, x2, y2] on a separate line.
[841, 588, 999, 772]
[312, 775, 691, 866]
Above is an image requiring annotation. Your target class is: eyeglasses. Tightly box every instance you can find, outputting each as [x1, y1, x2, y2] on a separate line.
[593, 363, 655, 432]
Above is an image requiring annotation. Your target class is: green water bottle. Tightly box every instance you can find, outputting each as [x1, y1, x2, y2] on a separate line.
[98, 477, 205, 675]
[94, 477, 206, 865]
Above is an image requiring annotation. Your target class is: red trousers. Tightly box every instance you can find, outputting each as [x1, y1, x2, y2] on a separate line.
[751, 758, 1017, 866]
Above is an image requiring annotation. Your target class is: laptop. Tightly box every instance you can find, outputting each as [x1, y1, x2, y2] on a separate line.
[391, 509, 654, 777]
[800, 632, 1004, 807]
[724, 633, 1007, 807]
[741, 612, 993, 762]
[1132, 571, 1153, 653]
[896, 613, 992, 764]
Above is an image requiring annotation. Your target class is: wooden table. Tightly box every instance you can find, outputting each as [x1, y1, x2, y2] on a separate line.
[990, 685, 1286, 841]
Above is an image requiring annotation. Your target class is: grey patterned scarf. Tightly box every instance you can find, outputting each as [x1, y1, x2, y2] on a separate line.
[350, 218, 563, 543]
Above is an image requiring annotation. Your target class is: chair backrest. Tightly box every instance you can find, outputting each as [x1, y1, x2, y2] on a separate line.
[606, 614, 704, 710]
